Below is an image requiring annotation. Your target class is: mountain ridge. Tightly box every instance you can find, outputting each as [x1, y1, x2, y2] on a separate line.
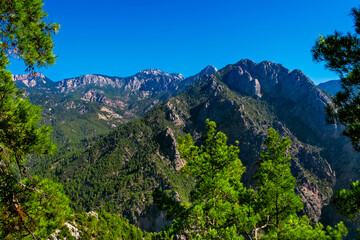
[13, 66, 217, 92]
[13, 66, 217, 145]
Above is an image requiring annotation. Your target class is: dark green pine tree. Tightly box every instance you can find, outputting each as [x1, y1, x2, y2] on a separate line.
[312, 5, 360, 234]
[254, 128, 303, 239]
[0, 0, 74, 239]
[178, 120, 258, 239]
[156, 120, 258, 239]
[253, 129, 347, 240]
[155, 123, 347, 239]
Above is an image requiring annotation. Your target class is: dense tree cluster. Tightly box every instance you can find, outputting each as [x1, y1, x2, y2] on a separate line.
[155, 120, 347, 239]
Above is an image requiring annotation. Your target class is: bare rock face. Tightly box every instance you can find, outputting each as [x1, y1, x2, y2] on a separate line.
[56, 70, 186, 94]
[81, 89, 126, 110]
[165, 102, 184, 126]
[223, 59, 336, 142]
[13, 73, 54, 90]
[161, 127, 185, 171]
[224, 66, 262, 98]
[56, 74, 123, 93]
[81, 89, 106, 102]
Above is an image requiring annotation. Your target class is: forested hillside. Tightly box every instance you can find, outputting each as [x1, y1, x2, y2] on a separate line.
[27, 59, 359, 234]
[3, 0, 359, 239]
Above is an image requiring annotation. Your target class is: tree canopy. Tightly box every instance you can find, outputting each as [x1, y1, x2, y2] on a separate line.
[0, 0, 61, 238]
[154, 121, 347, 239]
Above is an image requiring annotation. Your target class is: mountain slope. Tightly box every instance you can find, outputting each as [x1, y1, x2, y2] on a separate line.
[30, 59, 358, 233]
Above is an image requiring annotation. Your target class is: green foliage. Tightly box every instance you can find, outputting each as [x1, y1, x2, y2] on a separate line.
[254, 128, 303, 237]
[74, 211, 155, 240]
[0, 176, 73, 239]
[334, 181, 360, 222]
[31, 118, 193, 228]
[313, 5, 360, 235]
[156, 120, 258, 239]
[253, 129, 347, 239]
[0, 0, 59, 71]
[0, 74, 56, 171]
[0, 0, 61, 238]
[259, 215, 347, 240]
[312, 6, 360, 152]
[156, 122, 347, 239]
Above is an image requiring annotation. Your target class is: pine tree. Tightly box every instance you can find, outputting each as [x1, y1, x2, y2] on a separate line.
[253, 128, 303, 238]
[0, 0, 64, 238]
[312, 5, 360, 231]
[253, 129, 347, 239]
[156, 123, 348, 239]
[155, 120, 258, 239]
[312, 6, 360, 152]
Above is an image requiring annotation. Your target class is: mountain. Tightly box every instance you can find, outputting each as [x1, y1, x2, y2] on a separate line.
[28, 59, 359, 234]
[14, 66, 216, 145]
[317, 79, 341, 96]
[12, 72, 55, 91]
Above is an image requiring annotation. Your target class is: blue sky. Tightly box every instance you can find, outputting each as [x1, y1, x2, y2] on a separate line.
[8, 0, 359, 84]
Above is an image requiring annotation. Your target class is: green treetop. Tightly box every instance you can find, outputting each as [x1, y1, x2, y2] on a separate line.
[177, 120, 258, 239]
[253, 129, 347, 240]
[155, 120, 258, 239]
[253, 128, 303, 238]
[0, 0, 59, 71]
[0, 0, 63, 238]
[0, 0, 58, 173]
[155, 122, 347, 239]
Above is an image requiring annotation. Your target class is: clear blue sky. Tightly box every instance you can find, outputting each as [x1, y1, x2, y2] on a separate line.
[8, 0, 359, 84]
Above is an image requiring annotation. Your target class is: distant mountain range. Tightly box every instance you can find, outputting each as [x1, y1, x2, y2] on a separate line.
[13, 66, 216, 144]
[317, 79, 341, 96]
[16, 60, 358, 236]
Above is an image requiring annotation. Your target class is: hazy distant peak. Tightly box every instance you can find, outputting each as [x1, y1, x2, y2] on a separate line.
[317, 80, 341, 96]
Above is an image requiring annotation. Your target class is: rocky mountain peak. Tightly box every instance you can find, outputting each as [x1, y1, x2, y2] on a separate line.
[136, 69, 184, 80]
[138, 69, 165, 76]
[181, 65, 217, 86]
[12, 72, 52, 88]
[225, 60, 328, 102]
[57, 74, 119, 93]
[198, 65, 217, 78]
[221, 59, 334, 141]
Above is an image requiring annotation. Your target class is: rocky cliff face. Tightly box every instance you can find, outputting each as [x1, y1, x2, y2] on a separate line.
[12, 72, 55, 91]
[223, 60, 336, 142]
[55, 70, 185, 94]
